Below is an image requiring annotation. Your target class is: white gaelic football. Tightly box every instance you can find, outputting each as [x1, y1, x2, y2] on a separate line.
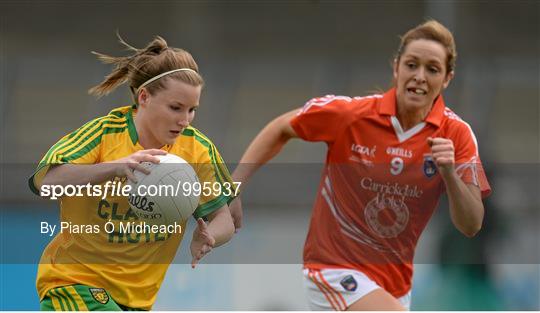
[128, 154, 199, 225]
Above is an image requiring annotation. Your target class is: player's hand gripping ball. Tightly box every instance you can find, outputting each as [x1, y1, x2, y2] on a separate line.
[128, 154, 199, 225]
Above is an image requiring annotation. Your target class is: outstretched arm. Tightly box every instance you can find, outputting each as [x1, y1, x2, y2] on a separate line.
[229, 109, 300, 230]
[233, 109, 299, 184]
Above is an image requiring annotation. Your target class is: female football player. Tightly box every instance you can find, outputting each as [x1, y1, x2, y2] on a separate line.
[30, 35, 236, 310]
[230, 20, 491, 310]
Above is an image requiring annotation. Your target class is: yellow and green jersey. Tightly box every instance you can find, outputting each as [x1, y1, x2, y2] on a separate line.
[29, 105, 235, 310]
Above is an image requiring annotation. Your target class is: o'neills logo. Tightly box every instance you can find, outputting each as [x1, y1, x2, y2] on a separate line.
[360, 177, 423, 198]
[351, 143, 376, 157]
[386, 147, 413, 158]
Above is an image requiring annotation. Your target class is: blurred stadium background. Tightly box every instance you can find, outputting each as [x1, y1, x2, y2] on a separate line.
[1, 0, 538, 310]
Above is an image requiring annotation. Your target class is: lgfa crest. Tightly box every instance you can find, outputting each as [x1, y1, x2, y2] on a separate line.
[89, 288, 109, 304]
[340, 275, 358, 292]
[423, 154, 437, 178]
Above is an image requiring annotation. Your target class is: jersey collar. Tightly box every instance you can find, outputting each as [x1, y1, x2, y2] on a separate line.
[378, 88, 446, 127]
[126, 105, 139, 145]
[126, 105, 173, 151]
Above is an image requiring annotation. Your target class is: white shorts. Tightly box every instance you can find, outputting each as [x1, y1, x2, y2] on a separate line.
[303, 268, 411, 311]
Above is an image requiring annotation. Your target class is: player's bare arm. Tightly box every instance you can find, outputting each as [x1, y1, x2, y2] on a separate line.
[229, 109, 299, 230]
[190, 205, 234, 268]
[233, 108, 299, 184]
[428, 137, 484, 237]
[205, 205, 235, 247]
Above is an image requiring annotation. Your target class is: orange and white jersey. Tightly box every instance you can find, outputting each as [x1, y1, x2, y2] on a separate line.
[290, 88, 491, 298]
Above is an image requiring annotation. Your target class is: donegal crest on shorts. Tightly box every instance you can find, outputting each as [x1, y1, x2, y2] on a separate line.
[89, 288, 109, 304]
[340, 275, 358, 292]
[423, 154, 437, 178]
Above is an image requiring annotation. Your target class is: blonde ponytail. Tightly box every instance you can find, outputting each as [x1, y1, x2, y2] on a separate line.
[88, 34, 203, 99]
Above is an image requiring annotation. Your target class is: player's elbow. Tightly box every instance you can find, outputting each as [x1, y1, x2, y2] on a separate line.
[40, 165, 65, 187]
[460, 222, 482, 238]
[453, 203, 484, 238]
[453, 214, 483, 238]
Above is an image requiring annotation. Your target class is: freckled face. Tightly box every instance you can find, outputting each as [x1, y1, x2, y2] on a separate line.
[394, 39, 453, 112]
[138, 79, 201, 146]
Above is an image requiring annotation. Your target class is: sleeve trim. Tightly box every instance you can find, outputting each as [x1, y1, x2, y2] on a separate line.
[193, 195, 231, 219]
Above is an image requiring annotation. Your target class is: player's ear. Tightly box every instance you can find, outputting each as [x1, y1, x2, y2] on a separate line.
[138, 88, 149, 107]
[392, 58, 399, 81]
[442, 70, 454, 89]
